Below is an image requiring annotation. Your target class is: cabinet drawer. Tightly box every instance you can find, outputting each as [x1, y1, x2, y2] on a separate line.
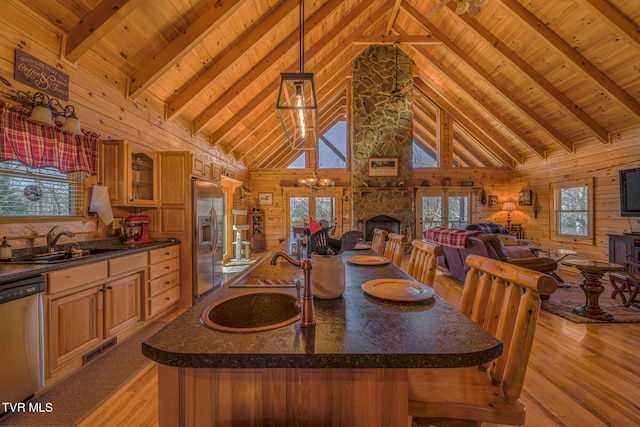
[149, 245, 180, 264]
[148, 286, 180, 316]
[149, 257, 180, 280]
[149, 271, 180, 297]
[109, 252, 147, 276]
[48, 262, 108, 295]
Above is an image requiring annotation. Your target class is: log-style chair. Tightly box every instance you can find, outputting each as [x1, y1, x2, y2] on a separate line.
[408, 254, 558, 427]
[371, 228, 388, 254]
[383, 232, 408, 266]
[406, 240, 444, 288]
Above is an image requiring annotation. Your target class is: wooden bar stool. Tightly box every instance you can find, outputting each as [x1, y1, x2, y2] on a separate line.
[383, 232, 407, 267]
[371, 228, 388, 254]
[406, 240, 444, 288]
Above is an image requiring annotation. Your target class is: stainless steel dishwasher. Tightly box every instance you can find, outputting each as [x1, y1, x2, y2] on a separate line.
[0, 275, 45, 412]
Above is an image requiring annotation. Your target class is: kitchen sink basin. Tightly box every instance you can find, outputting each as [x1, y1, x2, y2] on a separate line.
[200, 291, 300, 333]
[12, 247, 131, 264]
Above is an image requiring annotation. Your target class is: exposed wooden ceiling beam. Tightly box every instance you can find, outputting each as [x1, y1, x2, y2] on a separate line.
[165, 0, 298, 120]
[583, 0, 640, 52]
[65, 0, 144, 63]
[414, 77, 519, 167]
[191, 0, 344, 135]
[352, 35, 441, 45]
[384, 0, 402, 35]
[128, 0, 245, 99]
[401, 4, 574, 156]
[447, 2, 610, 145]
[497, 0, 640, 120]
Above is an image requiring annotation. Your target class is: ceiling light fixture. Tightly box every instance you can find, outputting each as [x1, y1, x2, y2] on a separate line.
[276, 0, 318, 151]
[8, 91, 84, 135]
[425, 0, 490, 18]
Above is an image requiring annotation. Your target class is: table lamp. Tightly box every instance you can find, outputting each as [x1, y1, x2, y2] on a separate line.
[503, 201, 516, 228]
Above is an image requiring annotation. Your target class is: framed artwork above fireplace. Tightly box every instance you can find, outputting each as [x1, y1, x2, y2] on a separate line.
[368, 157, 398, 177]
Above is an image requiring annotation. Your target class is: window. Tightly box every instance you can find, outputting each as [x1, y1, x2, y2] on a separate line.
[318, 121, 347, 169]
[0, 161, 85, 218]
[283, 188, 343, 238]
[550, 178, 594, 241]
[412, 140, 438, 168]
[288, 152, 306, 169]
[417, 189, 472, 233]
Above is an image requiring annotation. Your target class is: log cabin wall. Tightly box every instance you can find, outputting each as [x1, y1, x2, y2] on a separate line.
[509, 126, 640, 264]
[0, 4, 247, 249]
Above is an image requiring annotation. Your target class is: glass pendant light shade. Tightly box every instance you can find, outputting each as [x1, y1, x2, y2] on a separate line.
[456, 0, 470, 15]
[276, 72, 318, 150]
[27, 104, 55, 127]
[60, 106, 83, 135]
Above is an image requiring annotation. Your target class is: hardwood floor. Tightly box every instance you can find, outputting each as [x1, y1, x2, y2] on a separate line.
[85, 270, 640, 426]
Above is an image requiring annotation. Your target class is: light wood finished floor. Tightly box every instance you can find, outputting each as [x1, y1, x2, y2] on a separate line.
[84, 269, 640, 426]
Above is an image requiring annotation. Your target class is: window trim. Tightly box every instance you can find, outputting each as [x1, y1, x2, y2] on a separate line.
[415, 187, 474, 233]
[550, 178, 594, 243]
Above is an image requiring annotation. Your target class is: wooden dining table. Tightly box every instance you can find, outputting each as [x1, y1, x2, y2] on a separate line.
[143, 240, 502, 426]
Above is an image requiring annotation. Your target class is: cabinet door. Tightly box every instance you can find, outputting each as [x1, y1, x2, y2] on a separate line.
[191, 154, 212, 179]
[104, 273, 142, 337]
[49, 286, 104, 372]
[129, 143, 157, 205]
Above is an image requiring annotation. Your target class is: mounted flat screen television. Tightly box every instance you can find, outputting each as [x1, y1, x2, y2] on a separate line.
[620, 167, 640, 217]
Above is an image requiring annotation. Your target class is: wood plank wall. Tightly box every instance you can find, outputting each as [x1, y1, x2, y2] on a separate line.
[0, 3, 247, 248]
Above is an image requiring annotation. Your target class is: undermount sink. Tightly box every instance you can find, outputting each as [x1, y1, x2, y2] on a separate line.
[12, 247, 131, 264]
[200, 291, 300, 333]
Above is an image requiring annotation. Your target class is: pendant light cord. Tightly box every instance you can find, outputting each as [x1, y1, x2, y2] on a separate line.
[299, 0, 304, 73]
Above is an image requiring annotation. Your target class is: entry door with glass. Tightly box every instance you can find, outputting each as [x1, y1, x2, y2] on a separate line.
[284, 188, 343, 238]
[417, 189, 472, 233]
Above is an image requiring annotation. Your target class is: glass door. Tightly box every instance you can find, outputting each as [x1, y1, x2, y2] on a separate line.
[284, 188, 343, 238]
[417, 188, 472, 234]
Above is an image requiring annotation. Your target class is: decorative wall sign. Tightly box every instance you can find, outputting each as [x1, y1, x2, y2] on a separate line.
[368, 157, 398, 177]
[488, 195, 498, 208]
[518, 190, 533, 206]
[258, 192, 273, 206]
[14, 49, 69, 101]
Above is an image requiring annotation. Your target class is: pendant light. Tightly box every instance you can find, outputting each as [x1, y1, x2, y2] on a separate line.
[276, 0, 318, 151]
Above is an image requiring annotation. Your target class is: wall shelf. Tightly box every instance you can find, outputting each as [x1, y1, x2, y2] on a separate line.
[353, 186, 413, 194]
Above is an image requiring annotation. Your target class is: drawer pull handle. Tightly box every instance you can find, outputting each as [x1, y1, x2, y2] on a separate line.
[164, 266, 171, 269]
[164, 252, 170, 255]
[165, 297, 171, 301]
[107, 286, 113, 290]
[165, 281, 171, 285]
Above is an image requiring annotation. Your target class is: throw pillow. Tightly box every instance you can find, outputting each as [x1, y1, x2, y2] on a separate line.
[496, 234, 518, 246]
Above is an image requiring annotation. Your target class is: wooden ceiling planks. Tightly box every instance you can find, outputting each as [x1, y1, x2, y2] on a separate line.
[11, 0, 640, 168]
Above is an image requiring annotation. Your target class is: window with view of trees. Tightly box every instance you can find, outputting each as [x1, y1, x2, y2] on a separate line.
[412, 140, 438, 168]
[551, 179, 594, 241]
[0, 161, 85, 217]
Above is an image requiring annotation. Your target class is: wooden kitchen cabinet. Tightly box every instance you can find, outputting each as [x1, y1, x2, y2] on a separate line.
[104, 273, 142, 337]
[191, 153, 212, 179]
[101, 140, 158, 207]
[49, 285, 104, 372]
[145, 245, 181, 319]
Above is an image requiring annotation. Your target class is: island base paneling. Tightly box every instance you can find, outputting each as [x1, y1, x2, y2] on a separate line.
[157, 365, 407, 426]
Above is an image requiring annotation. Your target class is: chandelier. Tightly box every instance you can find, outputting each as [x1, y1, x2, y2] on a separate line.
[454, 0, 490, 15]
[275, 0, 318, 151]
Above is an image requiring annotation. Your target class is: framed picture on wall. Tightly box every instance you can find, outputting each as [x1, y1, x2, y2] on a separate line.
[488, 195, 498, 208]
[258, 192, 273, 206]
[518, 190, 532, 206]
[368, 157, 398, 177]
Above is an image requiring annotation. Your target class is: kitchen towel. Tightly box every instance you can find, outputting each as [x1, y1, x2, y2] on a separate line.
[89, 185, 114, 225]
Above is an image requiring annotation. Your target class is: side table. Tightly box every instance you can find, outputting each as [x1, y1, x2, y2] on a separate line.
[562, 260, 625, 321]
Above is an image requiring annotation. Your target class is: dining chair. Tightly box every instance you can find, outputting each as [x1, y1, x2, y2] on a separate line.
[406, 240, 444, 288]
[328, 230, 364, 254]
[408, 254, 558, 427]
[371, 228, 388, 254]
[383, 232, 407, 266]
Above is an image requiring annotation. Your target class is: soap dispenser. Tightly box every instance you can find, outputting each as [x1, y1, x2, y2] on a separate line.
[0, 236, 12, 262]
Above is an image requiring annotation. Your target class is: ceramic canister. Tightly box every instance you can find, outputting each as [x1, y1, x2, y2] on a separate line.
[311, 253, 345, 299]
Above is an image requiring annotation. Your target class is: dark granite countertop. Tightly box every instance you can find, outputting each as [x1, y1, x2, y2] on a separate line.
[0, 239, 180, 282]
[142, 240, 502, 369]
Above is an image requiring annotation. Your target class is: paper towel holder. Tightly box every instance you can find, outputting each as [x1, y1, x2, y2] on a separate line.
[87, 181, 103, 217]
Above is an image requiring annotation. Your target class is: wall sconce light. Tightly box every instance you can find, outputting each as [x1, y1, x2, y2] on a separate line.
[502, 201, 517, 228]
[12, 91, 84, 135]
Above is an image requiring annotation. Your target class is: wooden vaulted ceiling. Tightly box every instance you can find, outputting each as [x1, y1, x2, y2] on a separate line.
[19, 0, 640, 169]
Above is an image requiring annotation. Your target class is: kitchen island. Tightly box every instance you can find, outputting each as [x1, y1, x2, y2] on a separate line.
[143, 240, 501, 426]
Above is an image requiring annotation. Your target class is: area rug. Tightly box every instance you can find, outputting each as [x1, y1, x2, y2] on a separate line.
[0, 320, 167, 426]
[541, 285, 640, 323]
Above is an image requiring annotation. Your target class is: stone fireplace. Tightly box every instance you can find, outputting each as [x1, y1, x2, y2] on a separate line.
[365, 215, 401, 241]
[350, 45, 414, 238]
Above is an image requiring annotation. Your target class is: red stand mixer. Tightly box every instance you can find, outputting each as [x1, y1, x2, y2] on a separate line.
[121, 215, 153, 244]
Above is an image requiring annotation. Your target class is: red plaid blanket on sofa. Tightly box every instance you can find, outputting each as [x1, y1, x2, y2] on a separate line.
[424, 227, 482, 248]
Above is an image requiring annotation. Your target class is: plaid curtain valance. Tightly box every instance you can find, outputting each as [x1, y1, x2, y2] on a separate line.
[0, 101, 99, 175]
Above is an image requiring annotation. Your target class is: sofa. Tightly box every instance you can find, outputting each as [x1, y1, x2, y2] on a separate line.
[424, 227, 557, 283]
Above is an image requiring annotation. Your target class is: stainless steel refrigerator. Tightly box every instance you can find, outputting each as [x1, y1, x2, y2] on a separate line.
[192, 179, 225, 301]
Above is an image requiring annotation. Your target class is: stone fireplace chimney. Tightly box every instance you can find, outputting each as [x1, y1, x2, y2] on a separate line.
[350, 45, 414, 238]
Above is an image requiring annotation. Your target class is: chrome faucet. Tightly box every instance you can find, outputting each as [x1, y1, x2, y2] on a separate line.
[47, 226, 76, 253]
[270, 251, 315, 327]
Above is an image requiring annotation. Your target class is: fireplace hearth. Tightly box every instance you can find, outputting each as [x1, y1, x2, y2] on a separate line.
[365, 215, 401, 242]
